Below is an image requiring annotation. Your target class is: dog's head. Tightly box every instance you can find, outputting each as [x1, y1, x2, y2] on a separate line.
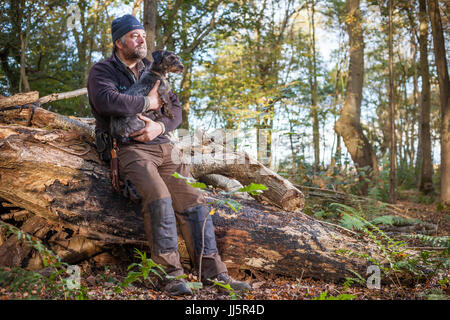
[151, 50, 184, 74]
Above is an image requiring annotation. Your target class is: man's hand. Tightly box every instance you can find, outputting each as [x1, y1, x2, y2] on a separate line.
[145, 80, 162, 111]
[130, 114, 163, 142]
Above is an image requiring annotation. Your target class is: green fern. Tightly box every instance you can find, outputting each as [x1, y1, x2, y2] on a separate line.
[331, 203, 409, 269]
[371, 215, 408, 226]
[405, 234, 450, 248]
[339, 214, 367, 231]
[0, 267, 47, 299]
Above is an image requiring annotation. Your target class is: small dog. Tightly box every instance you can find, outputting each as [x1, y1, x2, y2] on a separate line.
[110, 50, 184, 143]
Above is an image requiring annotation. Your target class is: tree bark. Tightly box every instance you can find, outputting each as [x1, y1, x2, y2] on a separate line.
[308, 0, 320, 171]
[143, 0, 157, 57]
[179, 63, 192, 130]
[418, 0, 434, 194]
[427, 0, 450, 204]
[388, 0, 396, 204]
[0, 121, 382, 281]
[0, 91, 39, 108]
[19, 27, 30, 93]
[71, 1, 89, 87]
[334, 0, 377, 194]
[0, 105, 95, 140]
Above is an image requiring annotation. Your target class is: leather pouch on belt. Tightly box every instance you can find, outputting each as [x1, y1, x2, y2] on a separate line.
[110, 139, 120, 193]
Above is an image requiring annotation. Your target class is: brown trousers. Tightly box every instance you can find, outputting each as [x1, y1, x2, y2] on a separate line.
[118, 142, 227, 280]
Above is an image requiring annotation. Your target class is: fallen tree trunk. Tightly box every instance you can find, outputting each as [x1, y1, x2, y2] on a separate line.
[0, 106, 303, 212]
[0, 124, 381, 281]
[173, 129, 305, 212]
[0, 88, 88, 109]
[38, 88, 88, 105]
[0, 105, 95, 140]
[0, 91, 39, 108]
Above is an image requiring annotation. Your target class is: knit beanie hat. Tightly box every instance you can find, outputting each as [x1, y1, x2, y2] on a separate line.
[111, 14, 144, 43]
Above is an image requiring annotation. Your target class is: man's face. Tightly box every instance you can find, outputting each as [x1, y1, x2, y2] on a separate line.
[115, 29, 147, 60]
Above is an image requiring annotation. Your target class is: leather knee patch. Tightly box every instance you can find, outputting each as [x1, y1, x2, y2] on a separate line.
[183, 205, 218, 256]
[147, 198, 178, 254]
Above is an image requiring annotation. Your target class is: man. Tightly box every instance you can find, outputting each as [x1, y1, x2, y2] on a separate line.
[87, 14, 251, 296]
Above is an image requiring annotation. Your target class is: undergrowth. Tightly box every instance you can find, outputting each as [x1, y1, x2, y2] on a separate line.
[0, 220, 89, 300]
[331, 203, 449, 296]
[0, 176, 265, 300]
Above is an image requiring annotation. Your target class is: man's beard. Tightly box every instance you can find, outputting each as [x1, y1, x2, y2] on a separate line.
[122, 44, 147, 60]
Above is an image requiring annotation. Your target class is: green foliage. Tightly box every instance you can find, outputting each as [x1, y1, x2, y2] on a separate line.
[173, 171, 267, 213]
[236, 183, 268, 196]
[414, 193, 435, 205]
[185, 280, 203, 291]
[209, 279, 239, 300]
[405, 234, 450, 248]
[343, 270, 367, 289]
[216, 183, 268, 212]
[367, 183, 389, 203]
[370, 215, 420, 227]
[333, 204, 406, 267]
[0, 0, 120, 117]
[397, 163, 421, 190]
[115, 248, 167, 293]
[339, 213, 367, 231]
[172, 172, 207, 189]
[0, 267, 45, 298]
[332, 203, 450, 286]
[312, 291, 356, 300]
[313, 208, 336, 220]
[419, 288, 449, 300]
[115, 248, 206, 294]
[219, 198, 242, 213]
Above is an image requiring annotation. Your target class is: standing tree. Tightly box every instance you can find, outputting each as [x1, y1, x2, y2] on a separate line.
[143, 0, 157, 55]
[427, 0, 450, 204]
[334, 0, 377, 194]
[307, 0, 320, 171]
[418, 0, 434, 194]
[388, 0, 396, 203]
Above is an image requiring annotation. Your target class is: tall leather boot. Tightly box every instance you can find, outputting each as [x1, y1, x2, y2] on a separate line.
[142, 197, 192, 296]
[180, 204, 251, 291]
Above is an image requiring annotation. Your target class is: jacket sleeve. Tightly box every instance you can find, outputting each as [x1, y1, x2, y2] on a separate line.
[157, 92, 182, 134]
[87, 63, 146, 117]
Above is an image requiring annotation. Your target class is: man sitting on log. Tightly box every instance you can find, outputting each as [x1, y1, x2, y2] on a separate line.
[86, 14, 250, 296]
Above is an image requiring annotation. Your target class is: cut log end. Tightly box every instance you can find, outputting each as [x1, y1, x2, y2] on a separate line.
[281, 190, 305, 212]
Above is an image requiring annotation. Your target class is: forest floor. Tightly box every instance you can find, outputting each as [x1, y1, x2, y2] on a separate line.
[0, 191, 448, 301]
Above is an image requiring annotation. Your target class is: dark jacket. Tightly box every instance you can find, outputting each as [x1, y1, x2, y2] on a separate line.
[87, 53, 182, 145]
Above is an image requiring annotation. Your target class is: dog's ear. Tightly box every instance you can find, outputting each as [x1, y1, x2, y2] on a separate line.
[152, 50, 164, 64]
